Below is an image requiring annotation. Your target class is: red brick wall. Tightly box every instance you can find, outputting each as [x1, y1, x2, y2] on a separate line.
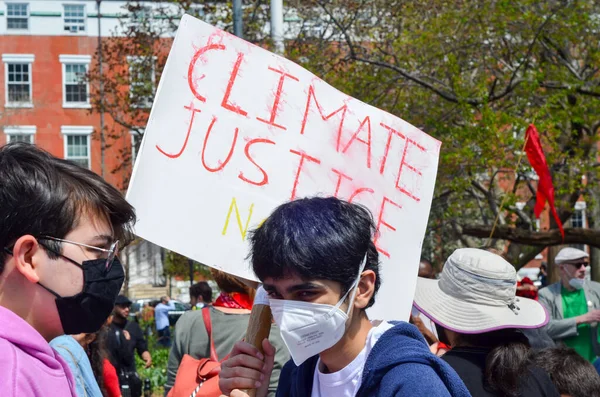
[0, 34, 131, 188]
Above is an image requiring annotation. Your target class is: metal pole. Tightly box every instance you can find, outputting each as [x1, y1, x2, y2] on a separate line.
[270, 0, 284, 55]
[233, 0, 243, 38]
[96, 0, 105, 177]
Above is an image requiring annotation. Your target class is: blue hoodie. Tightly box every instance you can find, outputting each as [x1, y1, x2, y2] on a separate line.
[276, 322, 471, 397]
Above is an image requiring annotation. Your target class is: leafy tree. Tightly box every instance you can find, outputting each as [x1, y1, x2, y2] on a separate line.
[164, 250, 212, 282]
[285, 0, 600, 275]
[96, 1, 600, 278]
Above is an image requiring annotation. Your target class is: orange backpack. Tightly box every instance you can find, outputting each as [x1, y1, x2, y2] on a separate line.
[167, 307, 225, 397]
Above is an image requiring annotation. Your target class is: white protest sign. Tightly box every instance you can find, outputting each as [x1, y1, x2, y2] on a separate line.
[127, 15, 440, 320]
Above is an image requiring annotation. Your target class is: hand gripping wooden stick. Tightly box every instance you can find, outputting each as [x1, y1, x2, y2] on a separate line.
[241, 286, 272, 397]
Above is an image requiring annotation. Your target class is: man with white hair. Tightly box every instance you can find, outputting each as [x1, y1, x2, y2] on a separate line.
[538, 247, 600, 362]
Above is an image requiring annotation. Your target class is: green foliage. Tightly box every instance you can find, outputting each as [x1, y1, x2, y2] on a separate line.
[286, 0, 600, 266]
[98, 1, 600, 266]
[135, 331, 171, 394]
[163, 250, 213, 279]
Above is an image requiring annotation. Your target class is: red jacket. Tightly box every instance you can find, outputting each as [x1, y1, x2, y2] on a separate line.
[103, 359, 121, 397]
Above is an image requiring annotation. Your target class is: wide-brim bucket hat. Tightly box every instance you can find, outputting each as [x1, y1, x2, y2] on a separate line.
[413, 248, 548, 333]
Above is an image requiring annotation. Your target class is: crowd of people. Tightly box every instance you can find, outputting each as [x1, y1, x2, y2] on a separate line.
[1, 142, 600, 397]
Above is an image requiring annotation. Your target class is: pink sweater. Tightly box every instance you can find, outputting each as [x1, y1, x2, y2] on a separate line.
[0, 306, 77, 397]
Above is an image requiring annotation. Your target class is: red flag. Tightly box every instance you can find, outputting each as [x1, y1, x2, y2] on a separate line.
[524, 124, 565, 239]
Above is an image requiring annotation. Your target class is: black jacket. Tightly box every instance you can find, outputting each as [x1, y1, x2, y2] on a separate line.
[105, 320, 148, 374]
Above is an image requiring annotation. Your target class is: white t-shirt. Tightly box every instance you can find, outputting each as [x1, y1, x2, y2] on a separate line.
[310, 321, 396, 397]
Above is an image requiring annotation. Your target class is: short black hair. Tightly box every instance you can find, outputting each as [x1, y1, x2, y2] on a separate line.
[190, 281, 213, 302]
[249, 197, 380, 308]
[530, 347, 600, 397]
[0, 143, 136, 273]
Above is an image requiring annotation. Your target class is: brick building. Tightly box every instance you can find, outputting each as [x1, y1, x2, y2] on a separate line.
[0, 0, 171, 298]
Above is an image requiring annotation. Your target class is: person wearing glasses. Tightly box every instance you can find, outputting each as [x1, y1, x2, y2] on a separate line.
[538, 247, 600, 362]
[0, 143, 135, 397]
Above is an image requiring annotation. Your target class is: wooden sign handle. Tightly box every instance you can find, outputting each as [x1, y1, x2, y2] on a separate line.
[240, 295, 272, 397]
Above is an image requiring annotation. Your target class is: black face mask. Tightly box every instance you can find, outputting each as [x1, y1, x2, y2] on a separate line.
[3, 245, 125, 334]
[38, 255, 125, 334]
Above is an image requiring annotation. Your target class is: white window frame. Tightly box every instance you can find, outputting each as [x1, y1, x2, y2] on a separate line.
[3, 54, 34, 108]
[127, 55, 156, 109]
[571, 202, 587, 228]
[62, 3, 87, 34]
[6, 2, 29, 32]
[59, 55, 92, 108]
[570, 202, 587, 252]
[4, 125, 36, 144]
[62, 126, 93, 169]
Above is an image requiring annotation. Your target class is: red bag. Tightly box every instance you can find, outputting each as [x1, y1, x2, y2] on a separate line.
[167, 307, 225, 397]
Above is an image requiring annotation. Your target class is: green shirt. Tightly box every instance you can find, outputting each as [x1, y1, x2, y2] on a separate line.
[561, 286, 597, 362]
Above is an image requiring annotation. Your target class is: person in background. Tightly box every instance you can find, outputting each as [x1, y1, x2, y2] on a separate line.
[538, 247, 600, 362]
[530, 347, 600, 397]
[140, 302, 155, 338]
[0, 143, 135, 396]
[106, 295, 152, 397]
[155, 296, 176, 347]
[51, 334, 103, 397]
[411, 258, 442, 353]
[516, 276, 538, 300]
[166, 270, 289, 396]
[218, 197, 471, 397]
[190, 281, 213, 310]
[89, 322, 121, 397]
[540, 263, 548, 287]
[414, 248, 559, 397]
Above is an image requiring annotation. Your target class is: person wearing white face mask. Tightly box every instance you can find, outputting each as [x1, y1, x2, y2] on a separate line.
[538, 247, 600, 362]
[218, 197, 471, 397]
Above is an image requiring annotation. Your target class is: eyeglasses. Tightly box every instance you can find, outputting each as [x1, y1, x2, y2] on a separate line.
[566, 262, 588, 269]
[39, 236, 120, 273]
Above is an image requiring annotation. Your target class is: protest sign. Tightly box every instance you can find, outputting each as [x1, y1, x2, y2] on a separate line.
[127, 15, 440, 320]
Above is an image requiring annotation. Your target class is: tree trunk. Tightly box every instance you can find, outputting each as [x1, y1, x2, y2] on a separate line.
[547, 245, 561, 284]
[586, 181, 600, 282]
[188, 259, 195, 286]
[590, 247, 600, 282]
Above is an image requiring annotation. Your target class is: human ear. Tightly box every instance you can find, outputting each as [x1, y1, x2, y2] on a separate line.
[11, 235, 44, 284]
[354, 269, 376, 310]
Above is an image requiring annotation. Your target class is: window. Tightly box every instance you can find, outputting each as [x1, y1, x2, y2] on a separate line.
[7, 64, 30, 102]
[4, 126, 35, 144]
[60, 55, 91, 107]
[62, 126, 93, 169]
[66, 135, 89, 168]
[63, 4, 86, 33]
[65, 64, 87, 102]
[3, 54, 34, 107]
[570, 202, 587, 251]
[131, 5, 151, 25]
[7, 3, 28, 30]
[128, 56, 156, 108]
[571, 210, 584, 228]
